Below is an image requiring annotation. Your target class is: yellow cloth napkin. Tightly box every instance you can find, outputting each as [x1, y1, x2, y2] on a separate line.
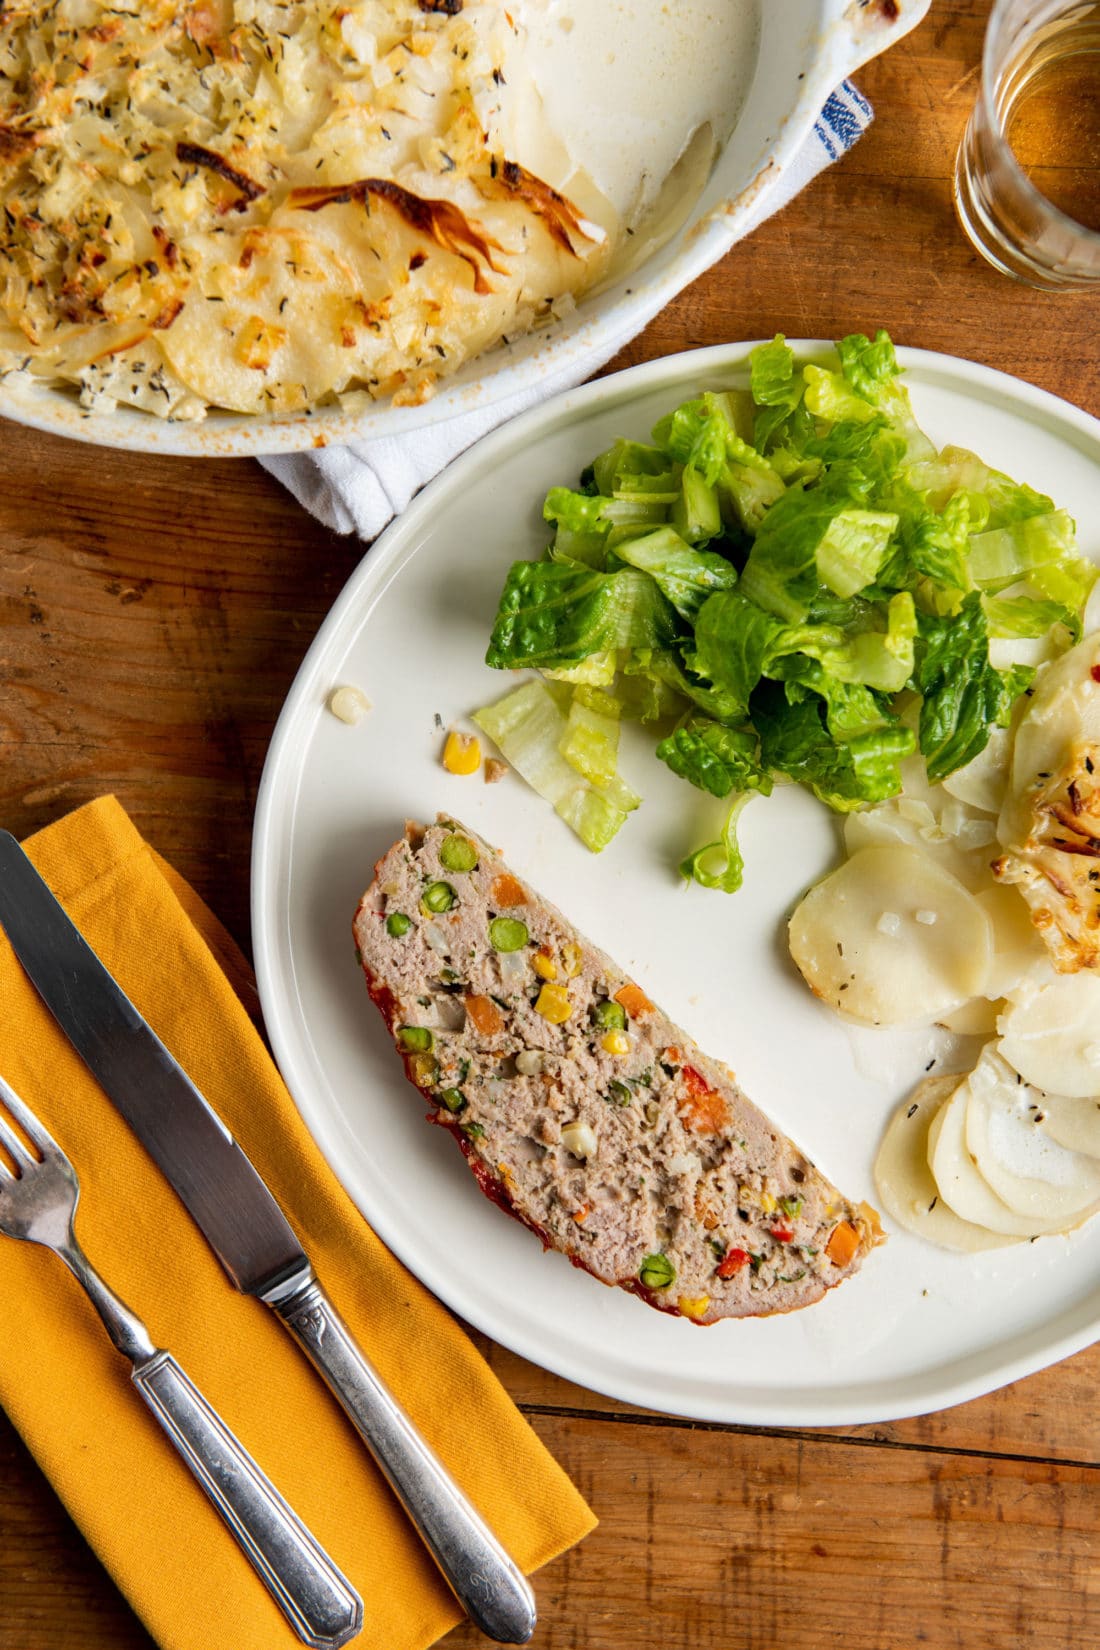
[0, 797, 595, 1650]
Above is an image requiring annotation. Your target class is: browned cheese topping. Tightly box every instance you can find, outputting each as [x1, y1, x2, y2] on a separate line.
[0, 1, 611, 420]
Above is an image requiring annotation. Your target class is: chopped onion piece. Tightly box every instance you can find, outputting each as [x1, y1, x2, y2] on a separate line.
[561, 1120, 598, 1160]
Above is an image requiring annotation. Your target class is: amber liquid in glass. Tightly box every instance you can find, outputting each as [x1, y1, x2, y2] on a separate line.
[1002, 12, 1100, 233]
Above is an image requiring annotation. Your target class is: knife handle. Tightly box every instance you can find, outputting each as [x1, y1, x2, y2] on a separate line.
[272, 1277, 536, 1645]
[132, 1351, 363, 1649]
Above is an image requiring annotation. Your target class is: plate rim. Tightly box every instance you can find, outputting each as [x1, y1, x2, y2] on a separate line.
[252, 338, 1100, 1425]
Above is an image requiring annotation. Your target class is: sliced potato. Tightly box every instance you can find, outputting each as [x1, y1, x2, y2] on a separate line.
[965, 1046, 1100, 1223]
[788, 845, 994, 1028]
[997, 972, 1100, 1097]
[1038, 1093, 1100, 1160]
[842, 801, 985, 891]
[160, 227, 363, 414]
[937, 996, 1001, 1035]
[974, 885, 1052, 1002]
[927, 1074, 1069, 1236]
[941, 726, 1011, 816]
[874, 1076, 1020, 1251]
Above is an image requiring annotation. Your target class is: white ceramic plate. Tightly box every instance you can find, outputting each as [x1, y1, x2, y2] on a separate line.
[252, 343, 1100, 1425]
[0, 0, 928, 456]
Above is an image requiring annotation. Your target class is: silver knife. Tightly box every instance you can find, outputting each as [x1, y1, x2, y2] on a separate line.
[0, 830, 536, 1646]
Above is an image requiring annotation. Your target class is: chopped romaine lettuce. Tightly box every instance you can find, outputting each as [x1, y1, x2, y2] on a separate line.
[480, 330, 1093, 879]
[914, 593, 1035, 782]
[473, 680, 637, 853]
[679, 794, 755, 893]
[656, 718, 771, 799]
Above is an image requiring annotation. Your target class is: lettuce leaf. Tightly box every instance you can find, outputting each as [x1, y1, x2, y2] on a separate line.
[687, 589, 787, 713]
[982, 593, 1080, 643]
[752, 681, 913, 811]
[783, 591, 917, 695]
[613, 525, 737, 620]
[967, 507, 1098, 612]
[679, 794, 755, 894]
[656, 717, 770, 798]
[814, 508, 900, 599]
[837, 330, 936, 462]
[486, 561, 680, 669]
[474, 680, 637, 852]
[913, 591, 1035, 781]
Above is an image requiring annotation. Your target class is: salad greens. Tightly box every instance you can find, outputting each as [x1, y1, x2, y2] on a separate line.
[478, 331, 1096, 889]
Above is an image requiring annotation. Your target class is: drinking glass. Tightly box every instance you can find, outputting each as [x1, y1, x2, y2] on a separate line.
[954, 0, 1100, 289]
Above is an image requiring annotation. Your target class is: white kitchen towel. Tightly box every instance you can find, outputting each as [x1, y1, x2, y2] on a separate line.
[262, 81, 873, 543]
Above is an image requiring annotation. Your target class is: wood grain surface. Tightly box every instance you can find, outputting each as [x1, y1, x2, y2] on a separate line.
[2, 4, 1099, 1647]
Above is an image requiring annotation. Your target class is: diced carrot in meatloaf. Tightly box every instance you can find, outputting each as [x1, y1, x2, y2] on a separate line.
[353, 817, 883, 1323]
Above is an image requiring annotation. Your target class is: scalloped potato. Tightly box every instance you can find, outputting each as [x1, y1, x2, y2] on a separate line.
[0, 0, 615, 419]
[788, 844, 994, 1027]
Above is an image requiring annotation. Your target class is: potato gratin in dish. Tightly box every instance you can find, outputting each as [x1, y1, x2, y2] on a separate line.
[0, 0, 616, 420]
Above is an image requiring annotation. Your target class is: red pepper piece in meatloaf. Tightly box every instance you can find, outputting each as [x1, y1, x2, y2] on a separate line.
[353, 817, 883, 1323]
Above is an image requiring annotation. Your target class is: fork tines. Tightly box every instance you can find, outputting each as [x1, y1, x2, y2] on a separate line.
[0, 1072, 54, 1177]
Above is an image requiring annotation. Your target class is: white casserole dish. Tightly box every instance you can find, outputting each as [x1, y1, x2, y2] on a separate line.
[0, 0, 929, 455]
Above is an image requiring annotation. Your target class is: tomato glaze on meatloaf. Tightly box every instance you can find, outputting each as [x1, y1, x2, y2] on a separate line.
[353, 818, 882, 1322]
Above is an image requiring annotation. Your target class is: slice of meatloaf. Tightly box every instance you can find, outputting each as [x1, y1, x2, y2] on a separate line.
[353, 817, 882, 1322]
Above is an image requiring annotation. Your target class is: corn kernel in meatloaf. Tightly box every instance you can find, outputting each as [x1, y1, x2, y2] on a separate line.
[353, 818, 882, 1322]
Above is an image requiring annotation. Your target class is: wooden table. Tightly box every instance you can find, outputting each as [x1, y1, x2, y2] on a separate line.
[2, 4, 1098, 1647]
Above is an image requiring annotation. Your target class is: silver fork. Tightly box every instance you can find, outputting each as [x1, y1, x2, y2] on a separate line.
[0, 1073, 363, 1649]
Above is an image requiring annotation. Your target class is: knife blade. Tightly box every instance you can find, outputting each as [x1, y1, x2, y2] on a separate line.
[0, 830, 536, 1646]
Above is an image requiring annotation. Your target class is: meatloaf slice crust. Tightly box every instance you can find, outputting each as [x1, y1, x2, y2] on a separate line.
[353, 817, 882, 1322]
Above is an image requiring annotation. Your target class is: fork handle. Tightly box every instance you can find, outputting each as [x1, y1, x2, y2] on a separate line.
[58, 1242, 361, 1648]
[132, 1351, 363, 1650]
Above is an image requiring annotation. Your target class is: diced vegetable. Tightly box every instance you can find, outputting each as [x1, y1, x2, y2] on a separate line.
[824, 1221, 861, 1267]
[422, 881, 457, 913]
[535, 983, 572, 1024]
[397, 1027, 434, 1053]
[489, 917, 529, 952]
[491, 873, 528, 907]
[442, 730, 481, 775]
[593, 999, 627, 1031]
[614, 982, 653, 1017]
[561, 1120, 598, 1160]
[465, 994, 504, 1037]
[408, 1053, 438, 1088]
[439, 834, 479, 872]
[639, 1252, 676, 1289]
[716, 1246, 750, 1278]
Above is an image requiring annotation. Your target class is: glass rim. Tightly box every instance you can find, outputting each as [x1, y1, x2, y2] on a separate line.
[979, 0, 1100, 249]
